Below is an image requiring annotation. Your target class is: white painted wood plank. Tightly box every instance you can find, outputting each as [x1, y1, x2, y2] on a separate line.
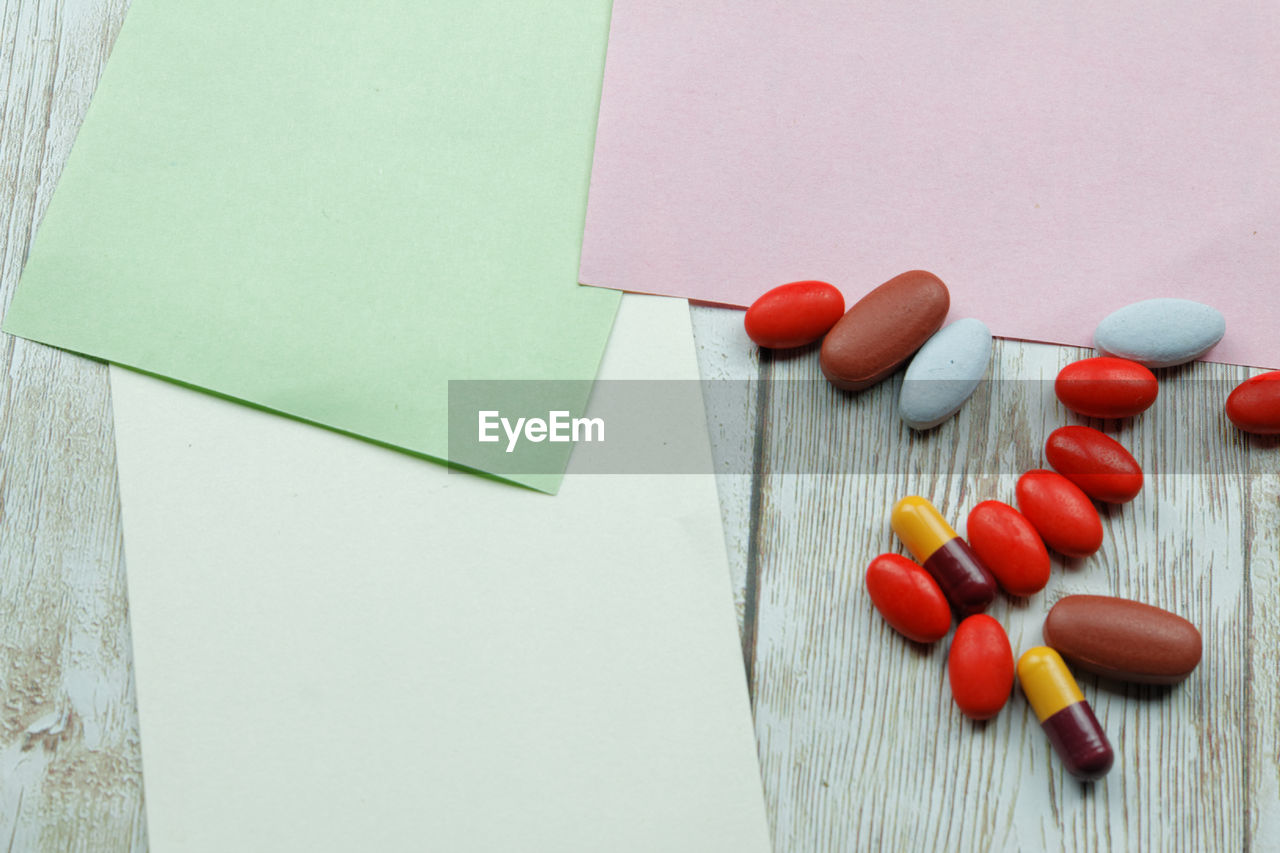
[1246, 450, 1280, 845]
[749, 335, 1276, 851]
[689, 302, 760, 644]
[0, 1, 142, 850]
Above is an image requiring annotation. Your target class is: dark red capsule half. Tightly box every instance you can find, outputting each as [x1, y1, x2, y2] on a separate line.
[923, 539, 997, 617]
[1042, 702, 1115, 782]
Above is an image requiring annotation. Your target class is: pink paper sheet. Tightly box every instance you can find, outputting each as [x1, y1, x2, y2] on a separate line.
[580, 1, 1280, 368]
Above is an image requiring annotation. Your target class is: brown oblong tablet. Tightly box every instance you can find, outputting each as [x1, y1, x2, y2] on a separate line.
[1043, 595, 1202, 685]
[820, 270, 950, 391]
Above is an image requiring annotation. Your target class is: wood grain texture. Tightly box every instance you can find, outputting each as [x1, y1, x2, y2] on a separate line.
[0, 1, 142, 850]
[689, 303, 760, 647]
[746, 337, 1280, 851]
[3, 0, 1278, 849]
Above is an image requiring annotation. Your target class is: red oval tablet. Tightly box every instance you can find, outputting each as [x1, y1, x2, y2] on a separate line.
[1055, 357, 1158, 419]
[1015, 470, 1104, 558]
[948, 614, 1015, 720]
[864, 553, 952, 643]
[1226, 371, 1280, 435]
[1045, 425, 1143, 504]
[965, 500, 1050, 596]
[744, 280, 845, 349]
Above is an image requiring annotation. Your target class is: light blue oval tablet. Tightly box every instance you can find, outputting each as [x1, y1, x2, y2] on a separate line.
[1094, 298, 1225, 368]
[899, 318, 993, 430]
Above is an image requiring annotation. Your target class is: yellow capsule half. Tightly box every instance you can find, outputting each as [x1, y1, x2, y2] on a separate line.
[1017, 646, 1086, 723]
[890, 496, 958, 563]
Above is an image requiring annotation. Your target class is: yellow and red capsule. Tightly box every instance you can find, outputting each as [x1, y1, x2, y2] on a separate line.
[1017, 647, 1114, 781]
[891, 496, 997, 616]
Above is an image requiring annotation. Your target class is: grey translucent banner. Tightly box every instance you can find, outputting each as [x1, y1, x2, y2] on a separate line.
[448, 379, 1276, 475]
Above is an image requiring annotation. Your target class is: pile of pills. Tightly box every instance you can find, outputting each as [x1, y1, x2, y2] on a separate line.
[745, 269, 1280, 782]
[744, 272, 1280, 435]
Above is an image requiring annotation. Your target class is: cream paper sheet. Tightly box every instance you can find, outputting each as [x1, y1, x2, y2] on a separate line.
[111, 294, 770, 851]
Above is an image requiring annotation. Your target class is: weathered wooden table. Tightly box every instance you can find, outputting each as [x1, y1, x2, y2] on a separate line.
[2, 2, 1277, 849]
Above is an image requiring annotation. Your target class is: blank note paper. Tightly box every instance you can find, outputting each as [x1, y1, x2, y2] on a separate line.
[4, 0, 621, 491]
[112, 295, 772, 852]
[579, 1, 1280, 368]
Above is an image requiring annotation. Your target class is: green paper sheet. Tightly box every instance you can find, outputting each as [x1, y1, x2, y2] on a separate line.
[3, 0, 620, 493]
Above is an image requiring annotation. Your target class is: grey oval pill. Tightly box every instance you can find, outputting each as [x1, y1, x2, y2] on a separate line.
[899, 318, 993, 430]
[1094, 298, 1225, 368]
